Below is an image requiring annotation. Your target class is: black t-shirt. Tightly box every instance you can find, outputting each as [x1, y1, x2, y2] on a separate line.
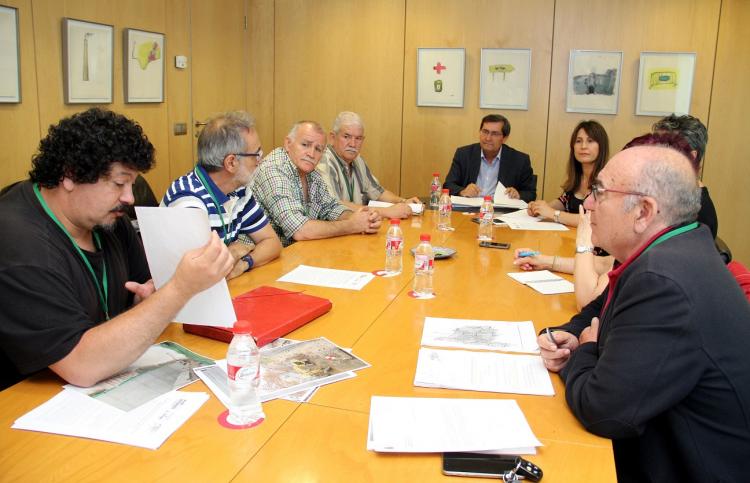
[0, 181, 151, 389]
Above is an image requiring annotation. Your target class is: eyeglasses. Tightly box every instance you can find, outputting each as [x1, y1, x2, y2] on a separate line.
[233, 148, 263, 159]
[589, 182, 650, 201]
[480, 128, 503, 138]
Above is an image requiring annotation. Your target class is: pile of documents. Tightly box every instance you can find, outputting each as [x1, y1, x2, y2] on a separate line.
[497, 209, 569, 231]
[196, 337, 369, 406]
[507, 270, 575, 295]
[413, 317, 555, 396]
[12, 342, 214, 449]
[277, 264, 374, 291]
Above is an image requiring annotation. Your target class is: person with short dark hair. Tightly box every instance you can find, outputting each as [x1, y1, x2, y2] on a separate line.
[162, 111, 281, 279]
[0, 108, 234, 390]
[538, 145, 750, 482]
[444, 114, 536, 201]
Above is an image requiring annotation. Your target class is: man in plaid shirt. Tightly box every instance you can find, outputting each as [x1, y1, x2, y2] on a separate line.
[253, 121, 381, 247]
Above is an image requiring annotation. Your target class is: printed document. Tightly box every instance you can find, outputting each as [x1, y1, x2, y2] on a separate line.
[507, 271, 575, 294]
[368, 200, 424, 215]
[420, 317, 539, 353]
[278, 264, 374, 290]
[135, 207, 236, 327]
[367, 396, 542, 452]
[414, 348, 555, 396]
[493, 181, 528, 209]
[12, 389, 207, 450]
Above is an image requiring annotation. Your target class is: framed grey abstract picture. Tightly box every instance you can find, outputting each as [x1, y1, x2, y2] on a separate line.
[480, 48, 531, 110]
[62, 18, 113, 104]
[636, 52, 696, 116]
[0, 4, 21, 103]
[566, 50, 622, 115]
[417, 48, 465, 108]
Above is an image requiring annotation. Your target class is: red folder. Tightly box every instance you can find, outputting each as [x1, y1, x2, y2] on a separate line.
[182, 286, 332, 347]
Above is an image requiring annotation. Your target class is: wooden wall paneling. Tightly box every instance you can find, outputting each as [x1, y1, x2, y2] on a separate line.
[0, 0, 40, 189]
[704, 0, 750, 265]
[164, 0, 194, 198]
[273, 0, 406, 194]
[400, 0, 554, 198]
[246, 0, 274, 152]
[544, 0, 721, 201]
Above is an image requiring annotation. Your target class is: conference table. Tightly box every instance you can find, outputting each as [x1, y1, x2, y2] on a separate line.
[0, 209, 616, 482]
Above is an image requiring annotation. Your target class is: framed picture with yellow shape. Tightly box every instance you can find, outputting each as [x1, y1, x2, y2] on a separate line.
[124, 28, 165, 103]
[636, 52, 696, 116]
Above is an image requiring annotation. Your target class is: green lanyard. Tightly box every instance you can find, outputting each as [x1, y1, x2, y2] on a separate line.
[33, 183, 110, 320]
[194, 167, 232, 244]
[643, 221, 699, 254]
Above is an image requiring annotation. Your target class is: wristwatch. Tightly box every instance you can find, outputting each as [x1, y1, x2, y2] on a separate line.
[576, 245, 595, 254]
[553, 210, 561, 223]
[241, 254, 254, 272]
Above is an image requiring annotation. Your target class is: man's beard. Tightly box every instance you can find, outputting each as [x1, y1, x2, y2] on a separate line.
[96, 204, 129, 232]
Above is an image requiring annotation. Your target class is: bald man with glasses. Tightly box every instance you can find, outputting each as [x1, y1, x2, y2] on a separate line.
[162, 111, 281, 279]
[444, 113, 536, 202]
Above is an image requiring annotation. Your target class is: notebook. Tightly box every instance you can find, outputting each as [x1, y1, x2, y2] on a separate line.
[183, 286, 332, 346]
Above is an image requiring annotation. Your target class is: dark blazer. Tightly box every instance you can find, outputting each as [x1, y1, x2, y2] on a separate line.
[443, 143, 536, 202]
[556, 225, 750, 483]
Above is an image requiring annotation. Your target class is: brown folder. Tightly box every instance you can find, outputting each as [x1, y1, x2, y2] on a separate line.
[182, 286, 332, 347]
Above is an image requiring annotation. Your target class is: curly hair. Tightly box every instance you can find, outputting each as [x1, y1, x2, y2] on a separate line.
[29, 108, 155, 188]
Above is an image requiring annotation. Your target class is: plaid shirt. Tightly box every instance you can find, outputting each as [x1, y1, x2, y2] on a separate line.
[253, 148, 349, 246]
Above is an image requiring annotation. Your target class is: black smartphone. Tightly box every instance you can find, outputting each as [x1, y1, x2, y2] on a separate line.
[479, 241, 510, 249]
[442, 453, 543, 481]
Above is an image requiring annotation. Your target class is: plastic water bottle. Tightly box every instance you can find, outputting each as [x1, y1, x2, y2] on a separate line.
[413, 233, 435, 296]
[429, 173, 441, 208]
[438, 188, 452, 230]
[478, 195, 494, 241]
[226, 320, 265, 426]
[384, 218, 404, 275]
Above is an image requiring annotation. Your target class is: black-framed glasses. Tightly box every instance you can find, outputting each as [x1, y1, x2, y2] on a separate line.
[233, 148, 263, 158]
[590, 182, 650, 201]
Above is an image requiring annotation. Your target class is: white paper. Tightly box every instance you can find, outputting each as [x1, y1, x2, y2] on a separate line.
[12, 389, 208, 450]
[135, 207, 236, 327]
[414, 348, 555, 396]
[368, 200, 424, 215]
[421, 317, 539, 353]
[367, 396, 542, 453]
[277, 264, 374, 290]
[493, 181, 528, 209]
[507, 271, 575, 294]
[497, 209, 541, 224]
[451, 195, 526, 210]
[503, 219, 569, 231]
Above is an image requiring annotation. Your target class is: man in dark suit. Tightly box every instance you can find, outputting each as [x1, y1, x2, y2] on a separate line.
[444, 114, 536, 202]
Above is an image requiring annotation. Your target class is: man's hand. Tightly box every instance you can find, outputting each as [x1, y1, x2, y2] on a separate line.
[383, 203, 412, 219]
[538, 329, 580, 372]
[349, 208, 381, 234]
[576, 205, 593, 248]
[505, 187, 520, 199]
[459, 183, 481, 197]
[404, 196, 421, 204]
[228, 240, 252, 261]
[125, 279, 155, 305]
[579, 317, 599, 345]
[172, 232, 234, 296]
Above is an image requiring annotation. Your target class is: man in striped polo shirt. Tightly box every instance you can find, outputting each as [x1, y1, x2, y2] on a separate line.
[162, 111, 282, 279]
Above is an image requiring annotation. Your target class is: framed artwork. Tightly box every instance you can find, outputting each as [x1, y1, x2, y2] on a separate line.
[124, 28, 165, 103]
[479, 48, 531, 110]
[636, 51, 696, 116]
[62, 18, 113, 104]
[566, 50, 622, 115]
[417, 48, 465, 108]
[0, 5, 21, 103]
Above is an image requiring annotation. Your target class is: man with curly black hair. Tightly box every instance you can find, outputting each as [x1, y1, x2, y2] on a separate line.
[0, 108, 234, 390]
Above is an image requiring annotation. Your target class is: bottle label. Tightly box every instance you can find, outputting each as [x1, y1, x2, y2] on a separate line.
[227, 364, 257, 382]
[414, 254, 434, 271]
[482, 212, 493, 222]
[386, 236, 403, 250]
[439, 204, 451, 215]
[431, 181, 439, 192]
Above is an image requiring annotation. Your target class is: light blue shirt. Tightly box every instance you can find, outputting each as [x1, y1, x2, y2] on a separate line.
[477, 147, 502, 196]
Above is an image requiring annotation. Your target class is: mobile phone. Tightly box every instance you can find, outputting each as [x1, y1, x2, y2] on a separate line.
[442, 453, 543, 481]
[479, 241, 511, 249]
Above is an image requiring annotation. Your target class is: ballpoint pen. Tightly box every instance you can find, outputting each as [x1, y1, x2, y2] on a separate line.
[518, 250, 540, 257]
[545, 327, 557, 347]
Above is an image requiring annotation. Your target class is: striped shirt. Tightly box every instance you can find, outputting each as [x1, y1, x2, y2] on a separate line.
[316, 145, 384, 205]
[252, 148, 349, 247]
[161, 165, 268, 243]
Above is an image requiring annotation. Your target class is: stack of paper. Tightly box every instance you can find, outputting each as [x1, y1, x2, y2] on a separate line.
[367, 396, 542, 453]
[497, 209, 568, 231]
[278, 264, 374, 290]
[368, 200, 424, 215]
[507, 271, 575, 294]
[195, 337, 369, 407]
[493, 181, 529, 209]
